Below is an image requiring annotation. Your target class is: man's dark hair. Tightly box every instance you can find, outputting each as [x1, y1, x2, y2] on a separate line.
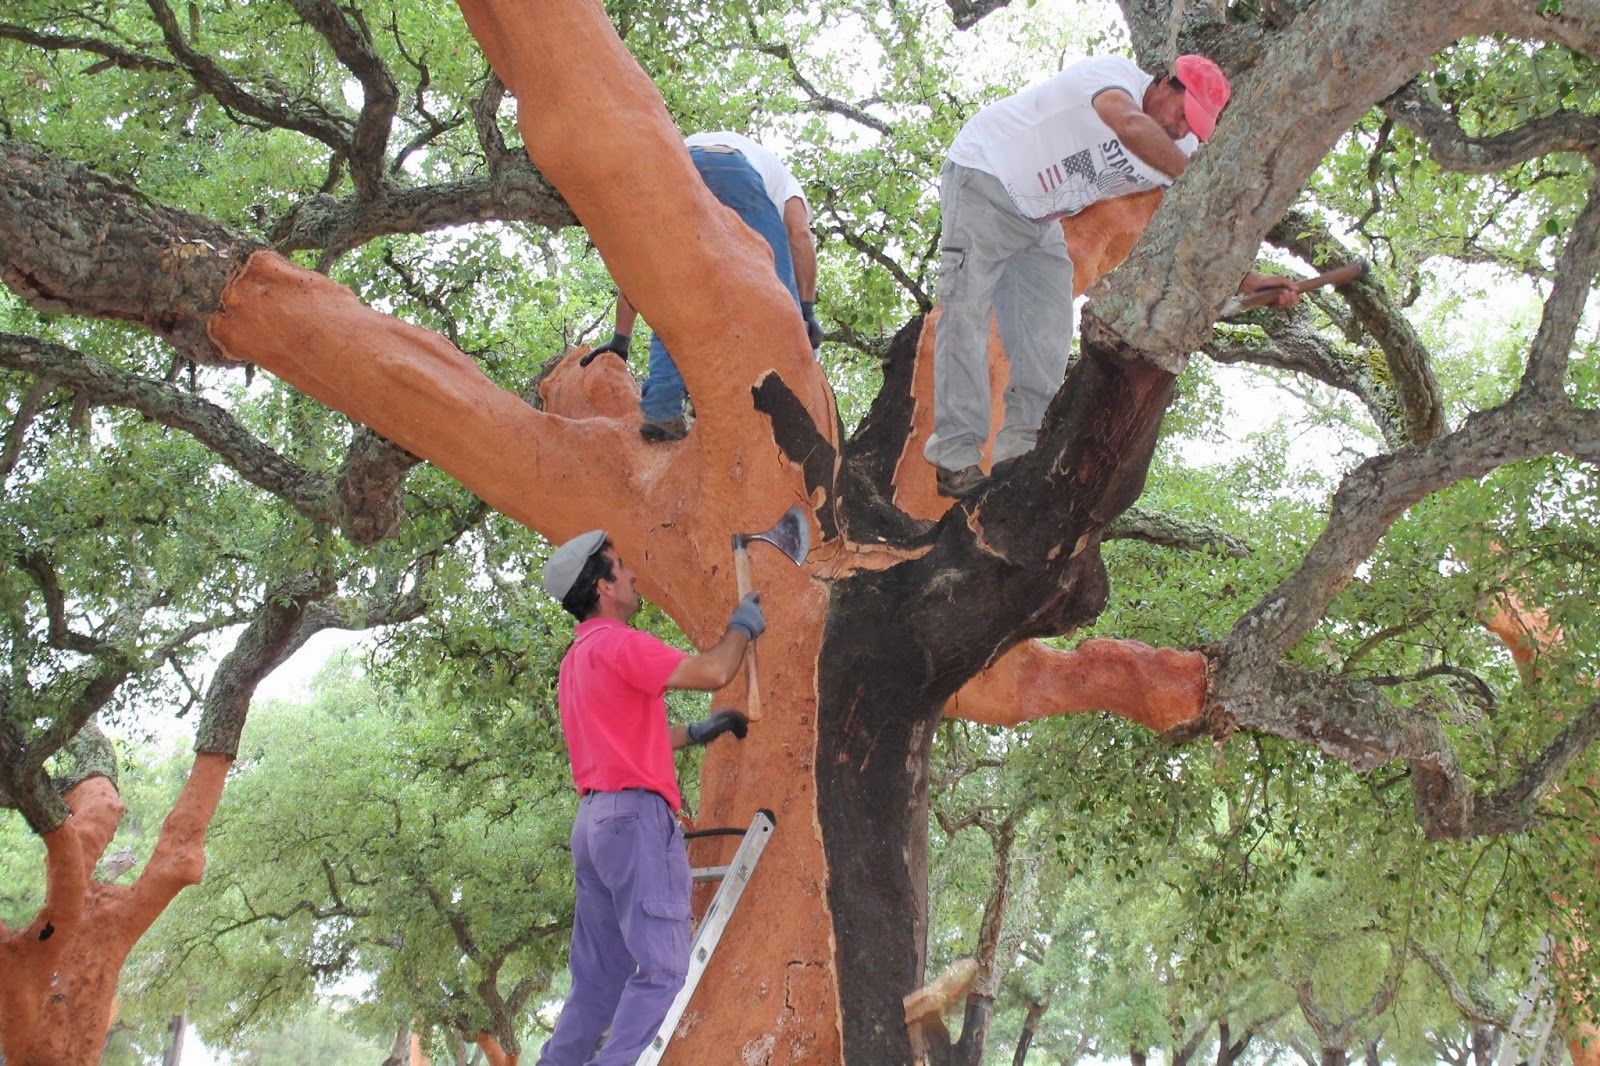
[560, 538, 615, 621]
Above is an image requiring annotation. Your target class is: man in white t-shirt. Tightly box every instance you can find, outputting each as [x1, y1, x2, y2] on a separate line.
[583, 131, 822, 442]
[926, 54, 1299, 498]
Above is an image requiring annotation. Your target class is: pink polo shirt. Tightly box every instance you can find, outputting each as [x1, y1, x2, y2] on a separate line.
[557, 617, 687, 810]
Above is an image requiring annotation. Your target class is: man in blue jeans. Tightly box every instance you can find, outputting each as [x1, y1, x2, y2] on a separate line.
[584, 131, 822, 442]
[535, 529, 764, 1065]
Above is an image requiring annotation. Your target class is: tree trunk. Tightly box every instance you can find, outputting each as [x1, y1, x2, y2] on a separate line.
[1012, 999, 1048, 1066]
[472, 1034, 516, 1066]
[1322, 1049, 1349, 1066]
[162, 1013, 186, 1066]
[0, 757, 228, 1066]
[1131, 1046, 1149, 1066]
[1216, 1019, 1256, 1066]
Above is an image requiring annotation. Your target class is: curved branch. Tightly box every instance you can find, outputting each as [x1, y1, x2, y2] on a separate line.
[1219, 397, 1600, 684]
[143, 0, 353, 155]
[286, 0, 397, 197]
[0, 333, 337, 525]
[268, 166, 577, 258]
[1521, 164, 1600, 395]
[194, 570, 337, 756]
[0, 23, 178, 74]
[1204, 322, 1407, 448]
[1383, 80, 1600, 174]
[1270, 211, 1443, 443]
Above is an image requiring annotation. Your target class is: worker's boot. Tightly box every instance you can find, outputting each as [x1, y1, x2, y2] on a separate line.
[935, 464, 987, 499]
[640, 414, 689, 443]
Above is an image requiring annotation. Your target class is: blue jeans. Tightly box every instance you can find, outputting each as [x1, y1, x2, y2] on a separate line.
[639, 148, 802, 421]
[534, 790, 691, 1066]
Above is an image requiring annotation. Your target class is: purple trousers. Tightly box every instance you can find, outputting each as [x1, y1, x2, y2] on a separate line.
[535, 789, 692, 1066]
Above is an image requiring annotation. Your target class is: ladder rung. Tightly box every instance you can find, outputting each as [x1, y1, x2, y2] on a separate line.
[691, 865, 729, 883]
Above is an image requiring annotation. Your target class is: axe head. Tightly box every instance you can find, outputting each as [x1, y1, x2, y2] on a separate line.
[735, 504, 811, 565]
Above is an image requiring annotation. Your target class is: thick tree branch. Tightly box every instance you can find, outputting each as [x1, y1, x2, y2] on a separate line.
[1, 139, 257, 364]
[1269, 211, 1444, 443]
[0, 333, 337, 524]
[1094, 0, 1517, 364]
[285, 0, 397, 198]
[1409, 939, 1511, 1029]
[944, 639, 1208, 733]
[1383, 80, 1600, 174]
[1218, 397, 1600, 685]
[332, 428, 418, 545]
[194, 571, 337, 756]
[267, 168, 577, 258]
[1105, 506, 1252, 557]
[944, 0, 1017, 30]
[1204, 321, 1407, 448]
[1520, 164, 1600, 395]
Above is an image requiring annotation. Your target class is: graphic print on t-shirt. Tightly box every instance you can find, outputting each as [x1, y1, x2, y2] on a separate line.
[1024, 137, 1156, 221]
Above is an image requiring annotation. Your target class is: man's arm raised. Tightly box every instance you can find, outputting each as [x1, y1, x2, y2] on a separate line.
[665, 592, 764, 691]
[1092, 88, 1189, 181]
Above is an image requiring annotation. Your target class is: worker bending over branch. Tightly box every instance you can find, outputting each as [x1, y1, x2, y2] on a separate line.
[926, 53, 1301, 499]
[534, 530, 763, 1066]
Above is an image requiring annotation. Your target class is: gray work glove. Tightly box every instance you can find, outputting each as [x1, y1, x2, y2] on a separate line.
[801, 300, 823, 349]
[727, 591, 765, 641]
[579, 331, 631, 367]
[686, 709, 749, 745]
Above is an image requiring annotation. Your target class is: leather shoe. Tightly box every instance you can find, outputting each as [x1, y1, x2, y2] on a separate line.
[639, 415, 689, 443]
[935, 464, 988, 499]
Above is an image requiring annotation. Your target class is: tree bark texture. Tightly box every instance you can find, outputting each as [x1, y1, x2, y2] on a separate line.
[0, 756, 228, 1065]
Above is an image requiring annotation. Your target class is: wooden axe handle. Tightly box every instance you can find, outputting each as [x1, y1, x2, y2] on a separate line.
[732, 538, 762, 721]
[1234, 260, 1369, 311]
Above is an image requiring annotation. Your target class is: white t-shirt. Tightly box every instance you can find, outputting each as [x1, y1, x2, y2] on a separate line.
[947, 56, 1196, 222]
[685, 131, 809, 216]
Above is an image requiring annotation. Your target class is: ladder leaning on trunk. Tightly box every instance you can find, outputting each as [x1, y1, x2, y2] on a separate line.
[634, 809, 777, 1066]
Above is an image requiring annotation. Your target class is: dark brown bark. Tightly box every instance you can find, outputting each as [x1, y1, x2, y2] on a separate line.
[1268, 211, 1443, 444]
[1215, 1019, 1253, 1066]
[1012, 999, 1048, 1066]
[819, 333, 1171, 1062]
[161, 1013, 185, 1066]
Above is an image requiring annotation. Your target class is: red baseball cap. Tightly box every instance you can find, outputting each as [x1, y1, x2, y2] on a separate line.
[1174, 54, 1230, 141]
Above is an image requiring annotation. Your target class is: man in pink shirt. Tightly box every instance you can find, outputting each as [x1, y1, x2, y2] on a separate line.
[535, 529, 763, 1066]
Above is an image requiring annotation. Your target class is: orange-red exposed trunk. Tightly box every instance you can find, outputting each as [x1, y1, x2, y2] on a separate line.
[0, 754, 230, 1065]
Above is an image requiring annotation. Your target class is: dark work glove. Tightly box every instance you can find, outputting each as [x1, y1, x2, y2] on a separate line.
[801, 300, 823, 349]
[579, 331, 632, 367]
[687, 709, 749, 745]
[727, 591, 765, 641]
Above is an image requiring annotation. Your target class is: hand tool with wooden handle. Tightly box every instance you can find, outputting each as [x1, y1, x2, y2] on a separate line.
[1219, 258, 1369, 317]
[729, 505, 810, 721]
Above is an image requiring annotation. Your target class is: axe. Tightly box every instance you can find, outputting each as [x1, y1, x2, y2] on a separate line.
[1219, 259, 1369, 317]
[731, 505, 810, 721]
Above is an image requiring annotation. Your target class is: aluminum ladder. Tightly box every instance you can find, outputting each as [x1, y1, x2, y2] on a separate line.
[635, 809, 777, 1066]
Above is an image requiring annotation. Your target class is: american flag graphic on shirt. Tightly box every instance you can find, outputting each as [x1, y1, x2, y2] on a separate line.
[1018, 139, 1157, 221]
